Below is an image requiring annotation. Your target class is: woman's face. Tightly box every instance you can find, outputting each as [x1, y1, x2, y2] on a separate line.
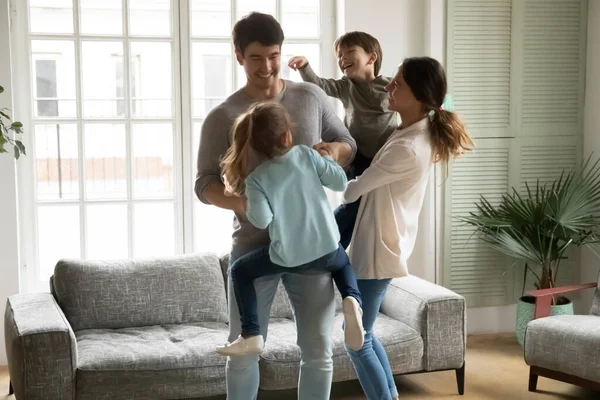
[385, 67, 419, 113]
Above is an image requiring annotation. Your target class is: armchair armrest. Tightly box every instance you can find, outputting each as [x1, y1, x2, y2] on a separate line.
[527, 282, 597, 319]
[4, 293, 77, 400]
[380, 276, 466, 371]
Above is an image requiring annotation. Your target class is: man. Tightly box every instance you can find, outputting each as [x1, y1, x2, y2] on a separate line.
[195, 12, 356, 400]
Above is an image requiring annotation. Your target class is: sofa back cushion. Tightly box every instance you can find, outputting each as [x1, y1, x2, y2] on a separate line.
[52, 253, 228, 331]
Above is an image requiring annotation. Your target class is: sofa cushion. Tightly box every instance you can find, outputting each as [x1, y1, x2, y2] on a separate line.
[53, 253, 227, 331]
[258, 314, 424, 391]
[76, 367, 226, 400]
[525, 315, 600, 383]
[76, 322, 228, 371]
[75, 322, 229, 399]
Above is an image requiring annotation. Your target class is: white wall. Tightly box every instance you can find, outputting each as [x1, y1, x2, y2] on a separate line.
[344, 0, 426, 77]
[0, 0, 21, 365]
[581, 0, 600, 311]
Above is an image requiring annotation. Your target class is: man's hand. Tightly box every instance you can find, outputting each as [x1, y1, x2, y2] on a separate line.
[313, 142, 353, 168]
[313, 145, 332, 158]
[204, 182, 247, 215]
[233, 195, 247, 215]
[288, 56, 309, 71]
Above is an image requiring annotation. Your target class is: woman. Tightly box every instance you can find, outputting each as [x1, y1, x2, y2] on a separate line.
[342, 56, 473, 400]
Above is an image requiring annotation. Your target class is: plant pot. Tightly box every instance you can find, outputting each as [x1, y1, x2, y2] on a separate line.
[516, 295, 574, 347]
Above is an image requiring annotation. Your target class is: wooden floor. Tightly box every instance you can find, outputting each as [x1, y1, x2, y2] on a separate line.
[1, 334, 597, 399]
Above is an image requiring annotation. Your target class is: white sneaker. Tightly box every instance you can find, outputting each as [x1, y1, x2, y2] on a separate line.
[343, 297, 365, 351]
[216, 335, 264, 356]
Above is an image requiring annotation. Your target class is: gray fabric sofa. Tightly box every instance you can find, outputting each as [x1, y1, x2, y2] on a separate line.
[5, 253, 467, 399]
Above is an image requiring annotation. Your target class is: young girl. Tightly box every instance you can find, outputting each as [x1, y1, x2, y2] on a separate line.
[215, 101, 364, 357]
[341, 57, 473, 400]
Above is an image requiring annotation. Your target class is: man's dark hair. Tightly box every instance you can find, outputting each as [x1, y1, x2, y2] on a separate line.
[233, 12, 284, 55]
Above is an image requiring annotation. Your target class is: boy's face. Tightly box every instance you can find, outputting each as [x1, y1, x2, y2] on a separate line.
[385, 67, 418, 113]
[337, 45, 376, 80]
[236, 42, 281, 90]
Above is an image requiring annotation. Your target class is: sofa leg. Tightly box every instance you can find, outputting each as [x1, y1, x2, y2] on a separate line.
[9, 380, 13, 395]
[528, 367, 538, 392]
[455, 363, 465, 395]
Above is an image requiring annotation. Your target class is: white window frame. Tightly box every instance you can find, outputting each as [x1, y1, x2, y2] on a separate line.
[11, 0, 337, 293]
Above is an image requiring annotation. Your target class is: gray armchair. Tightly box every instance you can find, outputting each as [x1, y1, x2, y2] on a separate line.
[525, 271, 600, 392]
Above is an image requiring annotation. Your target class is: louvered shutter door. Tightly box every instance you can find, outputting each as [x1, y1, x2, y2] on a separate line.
[443, 140, 514, 306]
[444, 0, 586, 306]
[520, 0, 585, 130]
[447, 0, 512, 138]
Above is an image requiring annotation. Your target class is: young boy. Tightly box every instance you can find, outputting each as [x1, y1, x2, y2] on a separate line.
[289, 31, 397, 249]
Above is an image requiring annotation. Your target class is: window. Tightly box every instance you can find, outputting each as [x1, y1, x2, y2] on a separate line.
[15, 0, 335, 292]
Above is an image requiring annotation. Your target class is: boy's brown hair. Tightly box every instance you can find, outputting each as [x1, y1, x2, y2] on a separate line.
[334, 31, 383, 76]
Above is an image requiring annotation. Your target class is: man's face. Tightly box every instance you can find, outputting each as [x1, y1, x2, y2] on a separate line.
[236, 42, 281, 90]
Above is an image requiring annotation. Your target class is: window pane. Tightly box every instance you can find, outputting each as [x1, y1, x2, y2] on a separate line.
[192, 43, 231, 118]
[192, 121, 233, 254]
[30, 0, 73, 34]
[134, 203, 175, 257]
[82, 41, 125, 118]
[80, 0, 122, 35]
[236, 0, 275, 18]
[281, 0, 320, 38]
[38, 205, 80, 280]
[130, 0, 171, 36]
[194, 201, 234, 254]
[191, 0, 230, 37]
[35, 124, 79, 201]
[31, 41, 76, 118]
[281, 43, 321, 82]
[132, 123, 174, 198]
[130, 42, 172, 118]
[86, 204, 128, 259]
[84, 124, 127, 199]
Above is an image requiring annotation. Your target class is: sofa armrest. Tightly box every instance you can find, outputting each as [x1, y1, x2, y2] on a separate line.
[380, 276, 466, 371]
[4, 293, 77, 400]
[527, 282, 597, 319]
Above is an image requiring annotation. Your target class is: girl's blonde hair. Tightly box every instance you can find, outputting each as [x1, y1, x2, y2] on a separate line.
[401, 57, 474, 166]
[220, 102, 292, 196]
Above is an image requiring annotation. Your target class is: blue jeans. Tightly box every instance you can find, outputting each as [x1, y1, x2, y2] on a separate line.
[226, 252, 336, 400]
[230, 244, 361, 336]
[335, 153, 372, 249]
[345, 279, 398, 400]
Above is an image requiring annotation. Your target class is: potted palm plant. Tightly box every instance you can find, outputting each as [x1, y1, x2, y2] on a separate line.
[460, 156, 600, 346]
[0, 85, 26, 159]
